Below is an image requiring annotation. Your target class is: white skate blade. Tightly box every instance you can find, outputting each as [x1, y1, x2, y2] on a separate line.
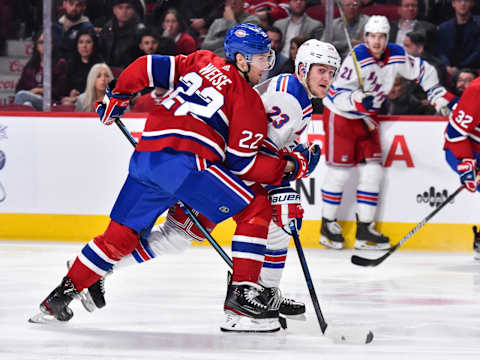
[78, 289, 96, 312]
[28, 312, 63, 324]
[324, 325, 374, 344]
[474, 252, 480, 261]
[354, 240, 391, 250]
[319, 236, 344, 250]
[282, 313, 307, 321]
[220, 313, 281, 333]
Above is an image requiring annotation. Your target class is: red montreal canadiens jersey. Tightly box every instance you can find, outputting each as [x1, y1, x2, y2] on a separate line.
[114, 51, 287, 185]
[444, 77, 480, 158]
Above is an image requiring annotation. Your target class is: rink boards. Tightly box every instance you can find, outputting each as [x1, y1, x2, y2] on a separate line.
[0, 112, 477, 251]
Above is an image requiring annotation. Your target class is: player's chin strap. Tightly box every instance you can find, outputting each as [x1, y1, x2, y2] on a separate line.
[233, 60, 252, 84]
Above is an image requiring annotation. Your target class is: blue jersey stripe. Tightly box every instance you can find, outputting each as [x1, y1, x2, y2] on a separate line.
[357, 190, 378, 196]
[357, 199, 377, 206]
[225, 152, 255, 173]
[151, 55, 173, 89]
[232, 241, 266, 256]
[140, 237, 155, 259]
[265, 248, 288, 256]
[81, 244, 115, 272]
[132, 250, 144, 263]
[263, 262, 285, 269]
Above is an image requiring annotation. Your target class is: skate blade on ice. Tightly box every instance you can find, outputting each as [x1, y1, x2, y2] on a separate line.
[220, 313, 282, 333]
[282, 313, 307, 321]
[319, 236, 344, 250]
[354, 240, 391, 250]
[28, 312, 65, 324]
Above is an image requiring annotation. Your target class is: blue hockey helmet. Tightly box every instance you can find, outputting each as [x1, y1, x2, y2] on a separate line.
[224, 23, 273, 66]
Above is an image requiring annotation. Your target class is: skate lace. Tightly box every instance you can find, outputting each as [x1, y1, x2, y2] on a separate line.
[99, 277, 106, 295]
[327, 221, 342, 235]
[244, 287, 267, 310]
[267, 287, 282, 310]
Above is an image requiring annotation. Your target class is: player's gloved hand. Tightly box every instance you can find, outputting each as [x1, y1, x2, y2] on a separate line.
[457, 158, 479, 192]
[268, 187, 304, 235]
[283, 150, 308, 181]
[429, 87, 456, 116]
[292, 143, 321, 177]
[351, 90, 375, 112]
[95, 80, 131, 126]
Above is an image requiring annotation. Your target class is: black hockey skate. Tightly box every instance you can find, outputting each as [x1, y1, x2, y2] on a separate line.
[29, 277, 79, 323]
[319, 217, 345, 249]
[260, 287, 306, 320]
[473, 226, 480, 260]
[221, 281, 281, 333]
[354, 215, 390, 250]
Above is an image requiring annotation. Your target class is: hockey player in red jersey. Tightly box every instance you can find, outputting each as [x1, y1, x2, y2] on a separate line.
[319, 15, 457, 251]
[31, 24, 312, 329]
[444, 76, 480, 260]
[71, 40, 340, 332]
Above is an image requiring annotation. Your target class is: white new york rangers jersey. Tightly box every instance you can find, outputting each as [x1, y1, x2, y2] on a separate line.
[323, 43, 443, 119]
[255, 73, 313, 152]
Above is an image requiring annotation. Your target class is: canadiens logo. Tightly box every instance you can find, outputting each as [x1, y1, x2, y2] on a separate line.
[235, 29, 247, 38]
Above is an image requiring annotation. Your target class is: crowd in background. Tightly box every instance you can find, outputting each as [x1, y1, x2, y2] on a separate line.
[1, 0, 480, 114]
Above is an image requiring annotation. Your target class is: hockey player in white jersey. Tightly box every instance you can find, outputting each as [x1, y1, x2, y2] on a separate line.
[319, 15, 456, 250]
[76, 39, 341, 331]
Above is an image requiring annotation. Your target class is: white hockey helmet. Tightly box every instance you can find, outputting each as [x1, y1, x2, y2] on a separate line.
[295, 39, 341, 77]
[364, 15, 390, 42]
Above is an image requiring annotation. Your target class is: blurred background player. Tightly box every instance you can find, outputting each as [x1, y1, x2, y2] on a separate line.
[319, 15, 456, 250]
[71, 39, 341, 332]
[443, 76, 480, 260]
[32, 24, 299, 334]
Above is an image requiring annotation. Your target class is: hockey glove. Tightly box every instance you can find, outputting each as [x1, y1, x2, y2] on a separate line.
[293, 143, 321, 177]
[428, 86, 456, 116]
[351, 90, 375, 113]
[457, 158, 478, 192]
[95, 80, 131, 126]
[268, 187, 304, 235]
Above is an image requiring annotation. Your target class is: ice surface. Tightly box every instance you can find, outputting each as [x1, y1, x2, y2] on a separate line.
[1, 241, 479, 360]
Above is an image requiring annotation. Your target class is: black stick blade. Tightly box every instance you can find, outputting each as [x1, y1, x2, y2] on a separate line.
[351, 254, 378, 267]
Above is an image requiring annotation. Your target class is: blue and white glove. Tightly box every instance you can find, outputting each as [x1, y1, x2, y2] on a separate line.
[268, 187, 304, 235]
[95, 81, 131, 126]
[457, 158, 479, 192]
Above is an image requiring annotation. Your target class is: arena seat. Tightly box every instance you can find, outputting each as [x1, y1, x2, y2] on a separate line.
[51, 104, 75, 112]
[361, 4, 400, 21]
[306, 5, 340, 23]
[0, 104, 36, 111]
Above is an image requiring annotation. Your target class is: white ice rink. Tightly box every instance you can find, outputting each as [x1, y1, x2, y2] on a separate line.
[1, 241, 480, 360]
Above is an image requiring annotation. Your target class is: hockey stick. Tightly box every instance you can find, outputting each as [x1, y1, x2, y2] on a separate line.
[289, 222, 374, 344]
[114, 119, 233, 268]
[351, 184, 465, 267]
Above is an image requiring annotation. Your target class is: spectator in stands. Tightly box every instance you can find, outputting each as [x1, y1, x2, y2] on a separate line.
[437, 0, 480, 78]
[245, 0, 290, 28]
[161, 8, 197, 55]
[62, 28, 104, 106]
[151, 0, 224, 45]
[403, 31, 446, 85]
[278, 35, 307, 74]
[132, 87, 168, 112]
[263, 26, 288, 79]
[14, 31, 68, 111]
[453, 68, 478, 96]
[52, 0, 94, 60]
[321, 0, 368, 58]
[381, 76, 436, 115]
[202, 0, 261, 57]
[135, 29, 161, 57]
[99, 0, 145, 69]
[390, 0, 437, 55]
[274, 0, 324, 59]
[75, 63, 113, 112]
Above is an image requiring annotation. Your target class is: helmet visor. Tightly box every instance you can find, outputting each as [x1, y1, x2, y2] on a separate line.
[250, 49, 276, 71]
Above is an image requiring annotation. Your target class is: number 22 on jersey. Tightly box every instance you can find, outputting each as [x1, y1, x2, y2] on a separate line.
[161, 72, 225, 118]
